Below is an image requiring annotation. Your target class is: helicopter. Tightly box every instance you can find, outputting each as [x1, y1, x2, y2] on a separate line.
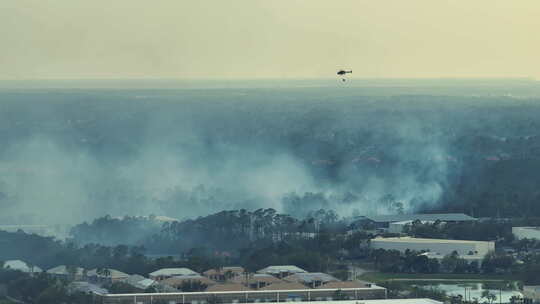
[337, 70, 352, 82]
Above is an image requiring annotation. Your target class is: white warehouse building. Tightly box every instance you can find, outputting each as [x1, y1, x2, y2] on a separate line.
[512, 227, 540, 240]
[370, 237, 494, 258]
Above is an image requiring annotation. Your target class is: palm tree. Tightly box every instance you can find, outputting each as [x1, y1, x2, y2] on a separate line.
[481, 290, 496, 304]
[103, 268, 111, 278]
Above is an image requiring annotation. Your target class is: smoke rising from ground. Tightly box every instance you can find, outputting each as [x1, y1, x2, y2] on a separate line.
[1, 80, 539, 225]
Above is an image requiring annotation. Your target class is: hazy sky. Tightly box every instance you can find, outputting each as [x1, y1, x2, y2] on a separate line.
[1, 0, 539, 79]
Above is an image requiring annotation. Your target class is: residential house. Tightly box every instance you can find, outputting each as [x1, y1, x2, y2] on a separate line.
[149, 267, 199, 281]
[68, 281, 108, 295]
[2, 260, 42, 274]
[232, 273, 283, 289]
[259, 282, 307, 291]
[257, 265, 307, 278]
[161, 275, 216, 291]
[124, 274, 158, 291]
[203, 266, 245, 282]
[316, 281, 373, 289]
[205, 283, 252, 292]
[87, 268, 129, 284]
[47, 265, 85, 280]
[283, 273, 340, 288]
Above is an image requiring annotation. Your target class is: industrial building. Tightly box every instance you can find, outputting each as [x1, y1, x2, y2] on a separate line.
[387, 220, 439, 234]
[97, 285, 388, 304]
[512, 227, 540, 240]
[370, 237, 494, 258]
[353, 213, 476, 230]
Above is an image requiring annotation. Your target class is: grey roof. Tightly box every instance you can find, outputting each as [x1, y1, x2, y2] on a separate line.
[69, 281, 108, 295]
[3, 260, 42, 273]
[47, 265, 85, 276]
[125, 275, 157, 290]
[284, 272, 339, 284]
[87, 268, 129, 279]
[149, 268, 199, 277]
[257, 265, 307, 275]
[362, 213, 476, 223]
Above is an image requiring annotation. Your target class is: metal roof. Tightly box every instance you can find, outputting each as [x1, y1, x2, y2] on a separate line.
[203, 266, 245, 276]
[259, 282, 307, 290]
[149, 267, 199, 277]
[161, 275, 216, 287]
[257, 265, 307, 274]
[3, 260, 42, 273]
[47, 265, 85, 276]
[69, 281, 108, 295]
[87, 268, 129, 279]
[362, 213, 476, 223]
[231, 273, 283, 284]
[283, 272, 339, 284]
[206, 283, 252, 292]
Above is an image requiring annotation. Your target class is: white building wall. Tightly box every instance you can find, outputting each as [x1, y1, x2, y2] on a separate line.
[512, 227, 540, 240]
[370, 237, 494, 257]
[388, 221, 411, 234]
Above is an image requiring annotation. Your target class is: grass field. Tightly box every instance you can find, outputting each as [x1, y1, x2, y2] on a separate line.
[359, 272, 521, 283]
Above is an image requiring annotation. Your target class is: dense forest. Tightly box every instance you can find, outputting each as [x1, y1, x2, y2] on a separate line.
[70, 209, 343, 251]
[2, 82, 540, 226]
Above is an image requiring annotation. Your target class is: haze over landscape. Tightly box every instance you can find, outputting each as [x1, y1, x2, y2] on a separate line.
[1, 1, 539, 225]
[2, 80, 540, 225]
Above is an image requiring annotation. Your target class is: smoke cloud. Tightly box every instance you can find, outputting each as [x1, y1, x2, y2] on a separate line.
[2, 80, 538, 225]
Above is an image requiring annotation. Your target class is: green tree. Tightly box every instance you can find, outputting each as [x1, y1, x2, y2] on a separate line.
[481, 290, 496, 304]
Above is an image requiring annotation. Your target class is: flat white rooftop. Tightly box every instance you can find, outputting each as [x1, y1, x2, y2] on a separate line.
[372, 237, 489, 244]
[514, 226, 540, 231]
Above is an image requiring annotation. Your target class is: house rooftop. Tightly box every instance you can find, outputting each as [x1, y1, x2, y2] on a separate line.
[87, 268, 129, 279]
[259, 282, 307, 291]
[125, 274, 157, 289]
[231, 273, 283, 284]
[257, 265, 307, 275]
[161, 275, 216, 287]
[203, 266, 244, 276]
[149, 268, 198, 277]
[283, 273, 339, 284]
[69, 281, 108, 295]
[316, 281, 372, 289]
[206, 283, 252, 292]
[47, 265, 85, 276]
[3, 260, 42, 273]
